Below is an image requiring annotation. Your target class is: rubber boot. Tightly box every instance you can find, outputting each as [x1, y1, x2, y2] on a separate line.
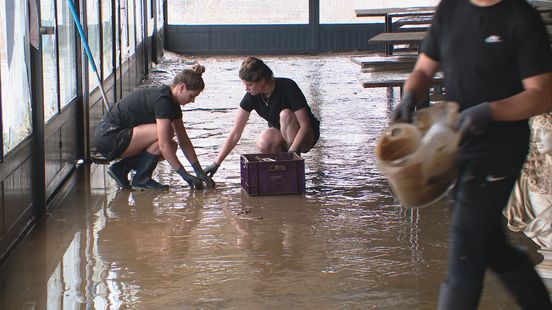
[437, 283, 482, 310]
[131, 152, 169, 190]
[496, 268, 552, 309]
[107, 155, 140, 188]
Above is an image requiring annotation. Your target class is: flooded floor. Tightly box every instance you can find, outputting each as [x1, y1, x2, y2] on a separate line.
[0, 53, 548, 309]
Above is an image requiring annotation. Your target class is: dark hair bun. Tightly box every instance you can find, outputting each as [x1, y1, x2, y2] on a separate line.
[191, 64, 205, 75]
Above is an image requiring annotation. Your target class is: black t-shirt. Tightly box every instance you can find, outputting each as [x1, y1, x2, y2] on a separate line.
[239, 78, 320, 129]
[104, 85, 182, 127]
[422, 0, 552, 159]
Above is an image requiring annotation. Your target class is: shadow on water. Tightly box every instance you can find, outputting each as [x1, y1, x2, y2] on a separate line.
[0, 53, 544, 309]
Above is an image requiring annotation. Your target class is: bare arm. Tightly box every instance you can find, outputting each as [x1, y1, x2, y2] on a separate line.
[490, 72, 552, 121]
[214, 107, 250, 165]
[288, 108, 311, 153]
[156, 118, 186, 171]
[173, 118, 199, 167]
[404, 53, 441, 102]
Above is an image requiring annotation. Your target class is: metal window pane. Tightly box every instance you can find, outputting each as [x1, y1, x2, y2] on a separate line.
[0, 0, 32, 154]
[167, 0, 309, 25]
[87, 0, 101, 91]
[102, 0, 113, 79]
[320, 0, 440, 24]
[42, 0, 59, 123]
[57, 0, 77, 108]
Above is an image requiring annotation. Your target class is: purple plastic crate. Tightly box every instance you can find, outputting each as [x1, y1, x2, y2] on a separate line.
[240, 152, 305, 196]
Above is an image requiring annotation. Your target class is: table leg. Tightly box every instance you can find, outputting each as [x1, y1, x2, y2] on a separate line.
[385, 15, 393, 55]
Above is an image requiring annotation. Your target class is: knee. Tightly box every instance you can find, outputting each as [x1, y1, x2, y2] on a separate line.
[257, 133, 285, 153]
[279, 109, 295, 125]
[256, 139, 273, 153]
[146, 142, 162, 156]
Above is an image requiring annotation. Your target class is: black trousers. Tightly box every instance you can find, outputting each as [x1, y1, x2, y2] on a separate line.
[445, 156, 550, 304]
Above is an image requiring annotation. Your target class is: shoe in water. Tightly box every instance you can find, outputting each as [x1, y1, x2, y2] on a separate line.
[107, 163, 130, 188]
[131, 179, 169, 191]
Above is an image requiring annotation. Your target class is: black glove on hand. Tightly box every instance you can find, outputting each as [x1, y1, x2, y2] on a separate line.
[390, 92, 417, 123]
[192, 161, 216, 189]
[203, 162, 220, 178]
[457, 102, 492, 136]
[177, 166, 204, 189]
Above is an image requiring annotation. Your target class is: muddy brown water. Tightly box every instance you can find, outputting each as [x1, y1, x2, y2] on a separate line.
[0, 53, 546, 309]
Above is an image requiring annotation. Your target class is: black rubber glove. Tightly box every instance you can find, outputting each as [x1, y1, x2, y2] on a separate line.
[176, 166, 204, 189]
[457, 102, 492, 136]
[203, 162, 220, 178]
[390, 92, 417, 123]
[192, 161, 216, 189]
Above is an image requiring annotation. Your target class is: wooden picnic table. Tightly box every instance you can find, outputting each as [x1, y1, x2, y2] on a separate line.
[355, 7, 435, 18]
[355, 6, 434, 54]
[355, 7, 435, 33]
[531, 1, 552, 9]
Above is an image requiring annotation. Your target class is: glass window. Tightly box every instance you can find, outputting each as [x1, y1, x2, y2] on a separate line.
[87, 0, 101, 91]
[57, 0, 77, 108]
[320, 0, 440, 24]
[167, 0, 309, 25]
[0, 0, 32, 154]
[147, 0, 153, 36]
[42, 0, 59, 122]
[102, 0, 113, 79]
[128, 0, 136, 58]
[120, 0, 129, 61]
[114, 0, 121, 71]
[135, 0, 143, 44]
[157, 0, 164, 30]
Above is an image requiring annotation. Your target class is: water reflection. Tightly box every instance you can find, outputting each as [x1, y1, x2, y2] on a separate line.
[47, 232, 84, 308]
[0, 54, 543, 309]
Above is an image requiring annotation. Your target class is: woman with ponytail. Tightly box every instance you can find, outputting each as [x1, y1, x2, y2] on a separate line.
[95, 64, 215, 190]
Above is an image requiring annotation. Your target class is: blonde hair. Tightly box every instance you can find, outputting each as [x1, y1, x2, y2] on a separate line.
[239, 57, 273, 82]
[172, 64, 205, 91]
[523, 113, 552, 194]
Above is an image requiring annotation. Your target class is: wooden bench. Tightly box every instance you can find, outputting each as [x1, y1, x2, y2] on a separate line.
[368, 31, 427, 55]
[369, 31, 427, 44]
[398, 24, 431, 32]
[393, 15, 433, 30]
[357, 70, 444, 97]
[350, 55, 417, 72]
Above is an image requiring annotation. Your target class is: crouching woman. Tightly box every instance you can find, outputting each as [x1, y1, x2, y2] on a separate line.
[94, 64, 214, 190]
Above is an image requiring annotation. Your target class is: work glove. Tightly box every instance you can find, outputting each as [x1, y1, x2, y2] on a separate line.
[203, 162, 220, 178]
[177, 166, 204, 189]
[457, 102, 492, 137]
[192, 161, 216, 189]
[390, 92, 417, 123]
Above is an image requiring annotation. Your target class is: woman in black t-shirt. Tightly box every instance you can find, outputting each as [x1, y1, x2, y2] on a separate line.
[95, 64, 214, 190]
[203, 57, 320, 177]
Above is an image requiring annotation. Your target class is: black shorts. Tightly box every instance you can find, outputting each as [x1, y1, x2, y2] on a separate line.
[312, 119, 320, 144]
[94, 120, 133, 161]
